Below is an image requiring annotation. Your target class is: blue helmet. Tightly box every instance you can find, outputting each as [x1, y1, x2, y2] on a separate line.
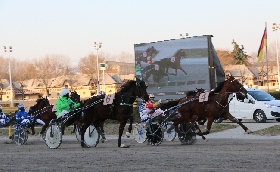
[18, 104, 25, 111]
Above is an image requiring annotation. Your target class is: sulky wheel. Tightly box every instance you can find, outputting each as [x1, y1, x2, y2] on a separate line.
[134, 123, 147, 143]
[178, 123, 196, 145]
[84, 125, 100, 147]
[75, 125, 81, 142]
[13, 127, 28, 145]
[45, 124, 62, 149]
[146, 122, 163, 146]
[163, 123, 176, 141]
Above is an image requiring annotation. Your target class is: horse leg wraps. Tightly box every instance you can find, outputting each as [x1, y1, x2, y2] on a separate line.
[36, 119, 45, 125]
[202, 129, 210, 135]
[166, 124, 175, 134]
[232, 117, 239, 123]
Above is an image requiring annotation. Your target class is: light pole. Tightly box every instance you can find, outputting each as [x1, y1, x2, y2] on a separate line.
[94, 42, 102, 95]
[3, 46, 13, 107]
[100, 63, 108, 94]
[272, 23, 280, 90]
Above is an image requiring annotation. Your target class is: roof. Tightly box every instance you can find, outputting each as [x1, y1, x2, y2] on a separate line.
[223, 65, 254, 77]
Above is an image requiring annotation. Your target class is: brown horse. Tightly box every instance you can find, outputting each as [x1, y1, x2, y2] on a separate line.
[174, 75, 251, 138]
[28, 98, 53, 135]
[80, 78, 149, 148]
[163, 49, 188, 76]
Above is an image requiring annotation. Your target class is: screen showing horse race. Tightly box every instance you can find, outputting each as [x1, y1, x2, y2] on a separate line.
[134, 36, 215, 100]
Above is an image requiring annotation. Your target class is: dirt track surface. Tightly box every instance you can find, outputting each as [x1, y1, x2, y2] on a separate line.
[1, 134, 280, 172]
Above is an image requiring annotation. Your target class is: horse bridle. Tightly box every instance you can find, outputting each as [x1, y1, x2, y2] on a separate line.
[213, 78, 246, 108]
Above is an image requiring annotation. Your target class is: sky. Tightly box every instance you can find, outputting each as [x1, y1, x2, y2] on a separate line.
[0, 0, 280, 64]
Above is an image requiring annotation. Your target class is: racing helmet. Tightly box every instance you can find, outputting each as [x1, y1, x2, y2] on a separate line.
[149, 94, 155, 99]
[60, 88, 71, 96]
[18, 104, 25, 111]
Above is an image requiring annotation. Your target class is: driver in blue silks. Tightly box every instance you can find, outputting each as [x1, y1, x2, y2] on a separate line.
[16, 104, 31, 126]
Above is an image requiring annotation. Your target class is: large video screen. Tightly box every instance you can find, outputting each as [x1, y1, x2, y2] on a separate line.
[134, 36, 211, 100]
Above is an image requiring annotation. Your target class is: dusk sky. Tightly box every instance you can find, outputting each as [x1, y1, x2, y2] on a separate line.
[0, 0, 279, 63]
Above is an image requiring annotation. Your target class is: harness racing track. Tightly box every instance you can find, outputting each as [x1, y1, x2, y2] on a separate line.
[1, 122, 280, 172]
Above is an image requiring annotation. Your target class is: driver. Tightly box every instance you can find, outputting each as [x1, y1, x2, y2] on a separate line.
[0, 105, 7, 125]
[145, 94, 161, 116]
[15, 104, 31, 127]
[56, 88, 80, 119]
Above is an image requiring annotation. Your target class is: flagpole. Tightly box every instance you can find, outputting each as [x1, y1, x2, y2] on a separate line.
[265, 22, 269, 93]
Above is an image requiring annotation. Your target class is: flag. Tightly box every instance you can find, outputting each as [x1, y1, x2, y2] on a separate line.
[257, 27, 267, 62]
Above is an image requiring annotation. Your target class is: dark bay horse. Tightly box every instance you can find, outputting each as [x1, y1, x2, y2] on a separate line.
[80, 78, 149, 148]
[28, 91, 82, 136]
[175, 75, 251, 137]
[28, 98, 56, 135]
[136, 46, 158, 66]
[163, 49, 188, 76]
[141, 60, 169, 83]
[141, 49, 187, 83]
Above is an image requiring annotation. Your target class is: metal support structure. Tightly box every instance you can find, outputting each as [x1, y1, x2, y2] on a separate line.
[3, 46, 13, 107]
[94, 42, 102, 95]
[272, 23, 280, 90]
[102, 69, 105, 93]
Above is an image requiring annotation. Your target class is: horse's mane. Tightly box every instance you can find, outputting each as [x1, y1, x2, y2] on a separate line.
[147, 46, 153, 52]
[186, 90, 198, 97]
[174, 49, 184, 57]
[158, 100, 180, 110]
[209, 81, 225, 96]
[118, 80, 136, 92]
[30, 105, 53, 116]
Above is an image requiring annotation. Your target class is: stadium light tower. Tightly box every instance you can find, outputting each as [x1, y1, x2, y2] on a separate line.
[272, 23, 280, 90]
[179, 33, 189, 39]
[3, 46, 13, 107]
[94, 42, 102, 95]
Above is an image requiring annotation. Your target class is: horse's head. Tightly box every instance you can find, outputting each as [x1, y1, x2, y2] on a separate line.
[225, 75, 247, 97]
[175, 49, 186, 58]
[70, 91, 81, 103]
[186, 88, 205, 97]
[136, 77, 149, 101]
[29, 97, 50, 114]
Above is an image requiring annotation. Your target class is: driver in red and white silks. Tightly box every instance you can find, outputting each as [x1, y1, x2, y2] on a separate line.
[145, 94, 161, 116]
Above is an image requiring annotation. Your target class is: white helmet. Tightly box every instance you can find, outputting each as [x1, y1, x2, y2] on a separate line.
[149, 94, 155, 99]
[60, 88, 71, 96]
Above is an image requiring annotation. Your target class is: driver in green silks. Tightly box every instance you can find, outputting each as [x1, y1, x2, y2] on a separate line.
[56, 88, 80, 119]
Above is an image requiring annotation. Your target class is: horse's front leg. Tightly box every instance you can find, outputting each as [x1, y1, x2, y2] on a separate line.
[202, 117, 214, 135]
[125, 115, 133, 138]
[225, 113, 252, 134]
[29, 125, 35, 135]
[40, 121, 49, 135]
[61, 125, 65, 135]
[179, 67, 188, 75]
[118, 120, 129, 148]
[190, 116, 207, 140]
[99, 122, 107, 143]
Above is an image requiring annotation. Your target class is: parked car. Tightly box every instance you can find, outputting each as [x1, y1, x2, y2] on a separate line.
[217, 88, 280, 123]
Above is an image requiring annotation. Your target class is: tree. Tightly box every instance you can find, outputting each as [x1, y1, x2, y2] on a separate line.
[216, 49, 236, 66]
[34, 54, 70, 96]
[231, 40, 248, 64]
[12, 60, 37, 100]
